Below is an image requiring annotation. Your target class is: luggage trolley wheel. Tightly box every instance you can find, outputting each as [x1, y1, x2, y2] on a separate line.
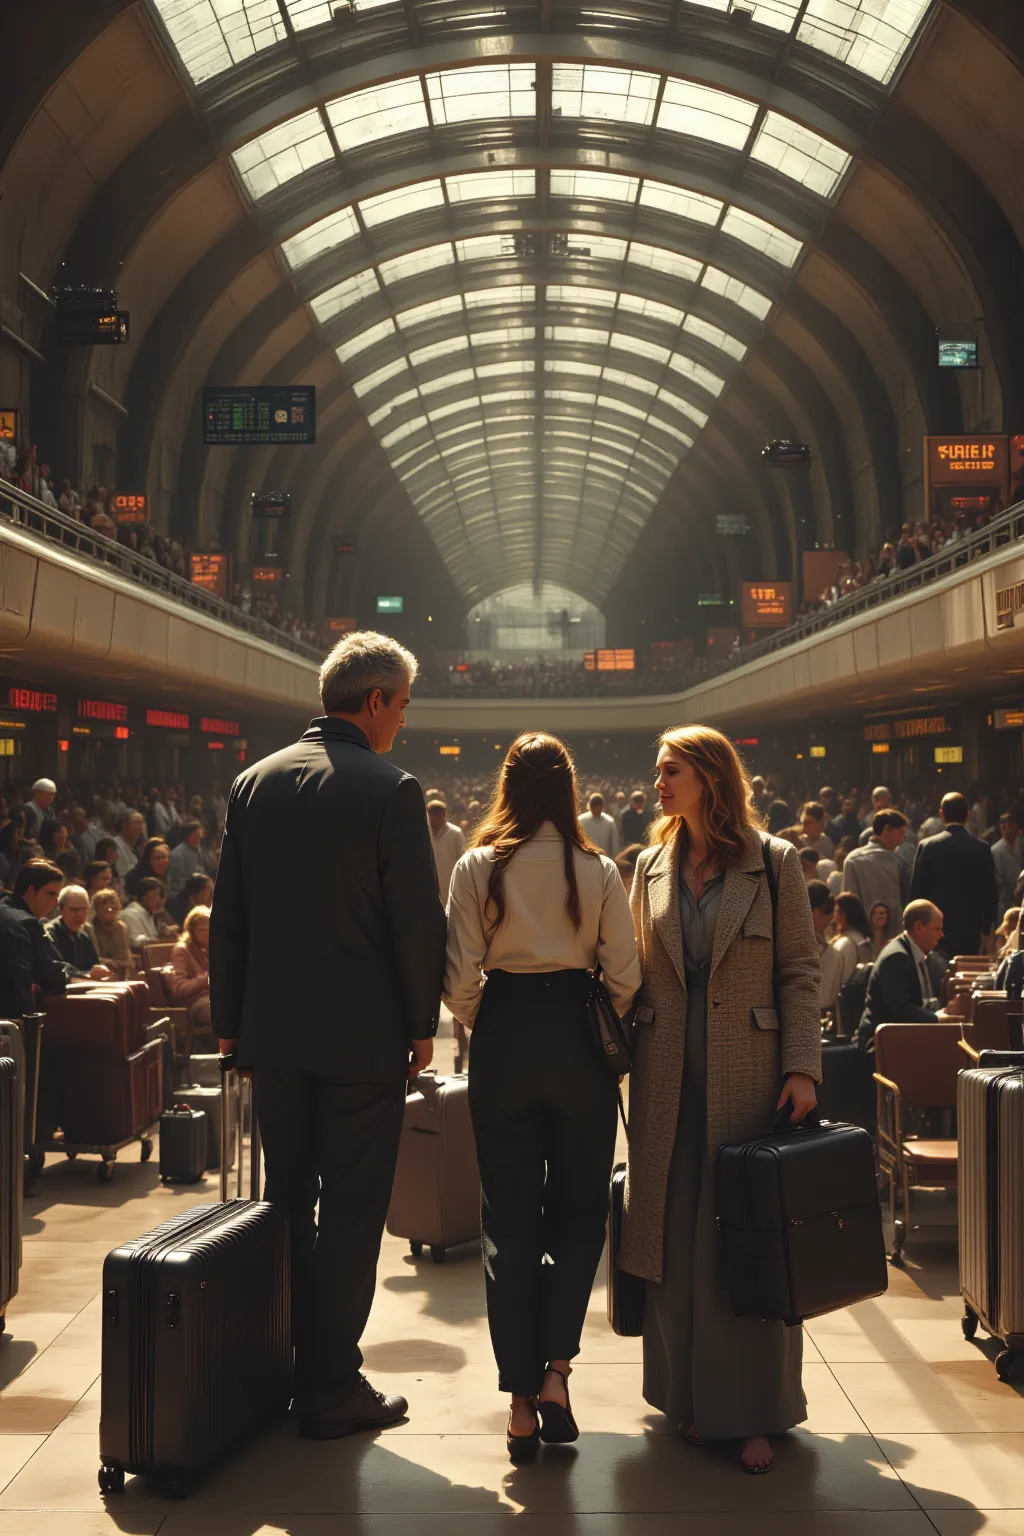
[140, 1138, 154, 1162]
[96, 1156, 116, 1184]
[98, 1461, 125, 1495]
[430, 1246, 446, 1265]
[889, 1219, 906, 1267]
[995, 1350, 1020, 1384]
[27, 1149, 45, 1180]
[962, 1307, 979, 1341]
[409, 1241, 423, 1258]
[65, 1150, 77, 1160]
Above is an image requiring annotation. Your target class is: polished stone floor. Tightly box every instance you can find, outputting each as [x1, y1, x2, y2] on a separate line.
[1, 1038, 1022, 1534]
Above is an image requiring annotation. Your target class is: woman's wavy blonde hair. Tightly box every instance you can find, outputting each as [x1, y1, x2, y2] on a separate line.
[649, 724, 760, 870]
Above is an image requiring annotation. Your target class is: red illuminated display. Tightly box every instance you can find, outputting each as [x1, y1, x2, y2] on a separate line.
[115, 726, 130, 741]
[200, 717, 240, 737]
[78, 699, 129, 722]
[8, 687, 57, 714]
[146, 709, 190, 730]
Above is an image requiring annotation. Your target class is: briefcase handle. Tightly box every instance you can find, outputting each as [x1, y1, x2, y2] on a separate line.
[769, 1101, 823, 1137]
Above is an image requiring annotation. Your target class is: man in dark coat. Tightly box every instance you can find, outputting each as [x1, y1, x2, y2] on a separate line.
[45, 884, 110, 977]
[0, 860, 72, 1018]
[211, 631, 447, 1441]
[910, 791, 997, 959]
[857, 900, 944, 1051]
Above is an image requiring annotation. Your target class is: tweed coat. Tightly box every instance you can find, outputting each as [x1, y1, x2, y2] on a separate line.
[620, 826, 821, 1283]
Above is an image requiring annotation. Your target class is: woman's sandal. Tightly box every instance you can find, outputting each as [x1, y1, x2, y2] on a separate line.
[507, 1401, 540, 1464]
[740, 1437, 776, 1475]
[537, 1368, 579, 1444]
[682, 1427, 711, 1448]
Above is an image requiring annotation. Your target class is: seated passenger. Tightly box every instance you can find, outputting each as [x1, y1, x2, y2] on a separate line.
[0, 859, 73, 1017]
[996, 908, 1024, 995]
[87, 888, 135, 979]
[168, 871, 213, 927]
[831, 892, 874, 979]
[868, 901, 891, 957]
[808, 881, 844, 1011]
[45, 884, 111, 979]
[169, 905, 211, 1030]
[0, 818, 24, 889]
[124, 837, 172, 901]
[82, 859, 114, 899]
[121, 876, 179, 949]
[856, 900, 946, 1051]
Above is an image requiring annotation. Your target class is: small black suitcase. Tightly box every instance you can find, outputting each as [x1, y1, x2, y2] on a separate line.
[99, 1062, 290, 1497]
[159, 1105, 208, 1184]
[607, 1163, 645, 1336]
[816, 1037, 876, 1132]
[716, 1109, 887, 1325]
[170, 1085, 233, 1171]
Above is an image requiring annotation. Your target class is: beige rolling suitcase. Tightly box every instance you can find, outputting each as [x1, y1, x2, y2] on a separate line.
[386, 1072, 479, 1263]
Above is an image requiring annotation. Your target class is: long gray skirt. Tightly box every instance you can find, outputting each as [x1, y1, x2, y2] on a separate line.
[642, 977, 807, 1438]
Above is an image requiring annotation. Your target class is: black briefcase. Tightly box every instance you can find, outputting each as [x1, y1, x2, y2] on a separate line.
[607, 1163, 645, 1336]
[716, 1108, 887, 1325]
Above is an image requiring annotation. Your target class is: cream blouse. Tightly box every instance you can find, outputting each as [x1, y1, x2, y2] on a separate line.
[443, 823, 642, 1026]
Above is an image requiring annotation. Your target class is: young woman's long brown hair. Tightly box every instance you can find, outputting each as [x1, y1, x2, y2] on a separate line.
[471, 732, 599, 936]
[650, 724, 760, 872]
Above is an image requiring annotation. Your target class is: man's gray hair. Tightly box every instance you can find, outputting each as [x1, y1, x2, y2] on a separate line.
[904, 898, 940, 931]
[319, 630, 418, 714]
[58, 884, 89, 910]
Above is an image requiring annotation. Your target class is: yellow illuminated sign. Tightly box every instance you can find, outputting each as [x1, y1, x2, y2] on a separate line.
[935, 746, 964, 764]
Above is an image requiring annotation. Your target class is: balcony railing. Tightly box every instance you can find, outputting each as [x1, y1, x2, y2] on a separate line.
[0, 480, 321, 663]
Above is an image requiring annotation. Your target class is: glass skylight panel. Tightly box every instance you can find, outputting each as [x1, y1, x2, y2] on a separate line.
[552, 65, 659, 125]
[282, 207, 360, 270]
[426, 64, 535, 124]
[683, 0, 795, 29]
[353, 357, 410, 397]
[381, 415, 428, 447]
[639, 181, 723, 225]
[419, 369, 476, 396]
[396, 295, 464, 328]
[152, 0, 286, 86]
[359, 180, 444, 227]
[469, 326, 535, 345]
[683, 313, 747, 360]
[369, 403, 399, 428]
[232, 110, 333, 200]
[628, 242, 702, 282]
[751, 113, 852, 198]
[545, 389, 599, 404]
[656, 384, 709, 427]
[477, 359, 534, 377]
[410, 337, 470, 367]
[429, 399, 479, 423]
[612, 334, 670, 365]
[656, 80, 758, 150]
[647, 412, 695, 445]
[798, 0, 930, 85]
[545, 360, 602, 378]
[701, 265, 773, 319]
[721, 207, 803, 267]
[617, 292, 686, 328]
[668, 354, 725, 396]
[446, 170, 535, 203]
[548, 285, 617, 308]
[378, 245, 455, 286]
[602, 367, 657, 396]
[546, 325, 610, 348]
[309, 269, 380, 323]
[455, 235, 511, 262]
[465, 285, 536, 308]
[336, 316, 396, 362]
[481, 389, 534, 403]
[327, 78, 429, 152]
[596, 394, 649, 421]
[565, 234, 628, 263]
[550, 171, 638, 204]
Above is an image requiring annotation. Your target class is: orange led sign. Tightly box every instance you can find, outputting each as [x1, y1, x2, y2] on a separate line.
[741, 582, 792, 627]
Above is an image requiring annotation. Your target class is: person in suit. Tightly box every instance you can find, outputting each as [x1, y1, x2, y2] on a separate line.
[0, 859, 72, 1016]
[856, 900, 945, 1050]
[910, 792, 997, 959]
[211, 631, 447, 1441]
[45, 884, 110, 978]
[622, 725, 820, 1475]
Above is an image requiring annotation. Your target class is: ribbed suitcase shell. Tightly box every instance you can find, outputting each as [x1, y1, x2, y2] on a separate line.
[716, 1118, 888, 1325]
[958, 1066, 1024, 1355]
[607, 1163, 645, 1336]
[99, 1200, 291, 1491]
[386, 1074, 479, 1255]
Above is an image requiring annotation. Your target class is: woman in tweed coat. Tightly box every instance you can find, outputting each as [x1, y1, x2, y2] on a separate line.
[621, 726, 821, 1474]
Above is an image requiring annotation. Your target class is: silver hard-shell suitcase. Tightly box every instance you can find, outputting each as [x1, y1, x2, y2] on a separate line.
[386, 1072, 479, 1263]
[958, 1061, 1024, 1380]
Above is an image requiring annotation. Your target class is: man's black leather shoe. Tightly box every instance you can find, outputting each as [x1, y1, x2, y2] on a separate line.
[297, 1376, 409, 1440]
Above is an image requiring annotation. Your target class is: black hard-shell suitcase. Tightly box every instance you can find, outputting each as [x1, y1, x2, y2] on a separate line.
[607, 1163, 645, 1336]
[716, 1110, 887, 1325]
[159, 1105, 208, 1184]
[816, 1037, 876, 1132]
[170, 1085, 234, 1172]
[958, 1058, 1024, 1381]
[99, 1063, 290, 1497]
[0, 1048, 21, 1333]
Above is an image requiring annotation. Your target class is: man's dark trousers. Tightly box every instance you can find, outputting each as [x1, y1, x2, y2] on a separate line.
[257, 1068, 406, 1402]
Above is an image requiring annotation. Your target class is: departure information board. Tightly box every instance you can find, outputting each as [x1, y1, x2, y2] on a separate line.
[203, 387, 316, 446]
[741, 582, 792, 627]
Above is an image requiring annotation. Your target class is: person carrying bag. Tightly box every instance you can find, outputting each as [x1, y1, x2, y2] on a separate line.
[444, 732, 640, 1463]
[619, 725, 821, 1476]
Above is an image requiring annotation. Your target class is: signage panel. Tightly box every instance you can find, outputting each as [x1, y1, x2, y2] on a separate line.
[376, 596, 404, 613]
[203, 386, 316, 446]
[327, 617, 357, 635]
[439, 745, 461, 757]
[935, 746, 964, 764]
[7, 686, 57, 714]
[200, 717, 240, 737]
[189, 552, 230, 597]
[0, 409, 18, 441]
[596, 649, 635, 672]
[251, 566, 282, 586]
[78, 699, 129, 723]
[993, 708, 1024, 731]
[924, 436, 1009, 515]
[113, 493, 147, 524]
[146, 709, 190, 730]
[802, 550, 848, 605]
[741, 582, 792, 628]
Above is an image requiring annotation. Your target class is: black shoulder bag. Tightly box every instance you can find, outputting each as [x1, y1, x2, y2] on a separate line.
[586, 972, 633, 1078]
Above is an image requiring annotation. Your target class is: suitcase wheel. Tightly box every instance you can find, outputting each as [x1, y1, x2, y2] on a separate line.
[0, 1310, 6, 1335]
[140, 1138, 154, 1163]
[65, 1150, 77, 1160]
[27, 1149, 45, 1180]
[430, 1246, 446, 1265]
[962, 1308, 979, 1341]
[96, 1159, 115, 1185]
[165, 1469, 195, 1500]
[98, 1462, 125, 1496]
[410, 1242, 423, 1258]
[996, 1350, 1020, 1384]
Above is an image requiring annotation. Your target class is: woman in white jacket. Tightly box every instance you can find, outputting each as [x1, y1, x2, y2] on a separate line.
[445, 732, 640, 1463]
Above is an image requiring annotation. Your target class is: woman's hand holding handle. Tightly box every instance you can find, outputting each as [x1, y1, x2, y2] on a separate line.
[776, 1071, 817, 1123]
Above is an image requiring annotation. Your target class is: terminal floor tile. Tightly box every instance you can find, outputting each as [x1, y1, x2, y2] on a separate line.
[0, 1040, 1021, 1533]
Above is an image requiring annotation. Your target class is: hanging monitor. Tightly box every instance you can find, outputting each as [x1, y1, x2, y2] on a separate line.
[204, 386, 316, 445]
[763, 439, 811, 468]
[251, 492, 291, 518]
[938, 338, 979, 369]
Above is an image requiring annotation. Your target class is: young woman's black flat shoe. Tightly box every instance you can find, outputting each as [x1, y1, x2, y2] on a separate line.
[538, 1368, 579, 1444]
[507, 1403, 541, 1463]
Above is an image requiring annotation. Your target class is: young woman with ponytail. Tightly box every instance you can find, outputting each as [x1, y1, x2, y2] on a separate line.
[444, 731, 640, 1462]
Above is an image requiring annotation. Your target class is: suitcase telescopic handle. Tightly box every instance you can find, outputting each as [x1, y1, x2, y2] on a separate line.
[218, 1053, 261, 1203]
